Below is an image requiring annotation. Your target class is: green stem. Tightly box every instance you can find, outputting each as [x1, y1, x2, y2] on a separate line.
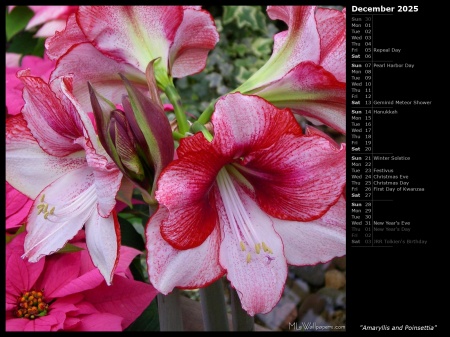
[197, 99, 216, 125]
[190, 122, 213, 142]
[229, 286, 254, 331]
[164, 84, 189, 136]
[199, 278, 230, 331]
[157, 290, 184, 331]
[172, 131, 184, 141]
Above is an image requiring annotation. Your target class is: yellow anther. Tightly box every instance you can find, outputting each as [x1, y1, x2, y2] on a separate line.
[43, 204, 48, 213]
[49, 207, 55, 215]
[37, 204, 44, 210]
[262, 242, 269, 252]
[255, 243, 261, 254]
[44, 212, 49, 220]
[240, 241, 246, 251]
[40, 194, 45, 202]
[246, 252, 251, 263]
[267, 248, 273, 254]
[37, 208, 44, 215]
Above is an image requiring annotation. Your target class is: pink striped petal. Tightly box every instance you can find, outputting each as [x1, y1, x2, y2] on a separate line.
[256, 61, 346, 134]
[26, 6, 76, 29]
[156, 144, 226, 249]
[170, 7, 219, 78]
[6, 114, 87, 199]
[238, 6, 319, 90]
[267, 6, 320, 67]
[84, 211, 120, 285]
[316, 7, 346, 82]
[146, 207, 225, 293]
[18, 71, 84, 156]
[77, 6, 182, 73]
[240, 133, 346, 221]
[35, 20, 67, 37]
[273, 196, 346, 265]
[210, 93, 302, 158]
[45, 13, 88, 60]
[216, 187, 287, 316]
[51, 43, 147, 112]
[23, 166, 97, 263]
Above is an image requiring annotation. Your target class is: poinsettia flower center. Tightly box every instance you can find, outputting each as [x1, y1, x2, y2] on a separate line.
[216, 166, 274, 264]
[15, 289, 49, 319]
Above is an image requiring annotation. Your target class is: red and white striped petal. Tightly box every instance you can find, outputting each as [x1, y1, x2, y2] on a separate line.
[256, 61, 346, 134]
[84, 211, 121, 285]
[146, 207, 225, 294]
[273, 196, 346, 265]
[316, 7, 346, 82]
[240, 132, 346, 221]
[51, 42, 147, 112]
[210, 93, 302, 158]
[6, 114, 87, 199]
[23, 166, 97, 263]
[45, 13, 87, 60]
[216, 185, 287, 316]
[267, 6, 320, 68]
[18, 71, 84, 156]
[77, 6, 183, 73]
[170, 7, 219, 78]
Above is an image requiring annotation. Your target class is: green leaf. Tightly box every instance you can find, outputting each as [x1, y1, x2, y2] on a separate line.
[6, 223, 26, 244]
[118, 216, 145, 251]
[5, 6, 34, 41]
[7, 31, 45, 57]
[222, 6, 267, 33]
[125, 297, 160, 331]
[57, 243, 84, 254]
[251, 37, 273, 57]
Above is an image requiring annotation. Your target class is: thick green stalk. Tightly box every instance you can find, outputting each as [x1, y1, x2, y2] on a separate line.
[199, 278, 230, 331]
[157, 290, 184, 331]
[230, 287, 254, 331]
[164, 84, 189, 136]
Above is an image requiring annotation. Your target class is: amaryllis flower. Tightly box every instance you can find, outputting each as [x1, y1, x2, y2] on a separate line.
[146, 93, 346, 315]
[235, 6, 346, 134]
[45, 6, 219, 112]
[5, 70, 123, 285]
[8, 6, 78, 37]
[6, 231, 157, 331]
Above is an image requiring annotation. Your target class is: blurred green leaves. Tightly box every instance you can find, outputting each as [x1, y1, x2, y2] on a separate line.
[5, 6, 45, 58]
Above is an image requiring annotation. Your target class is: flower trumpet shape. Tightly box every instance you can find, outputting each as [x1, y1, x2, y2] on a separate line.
[5, 70, 123, 285]
[46, 6, 219, 111]
[88, 70, 174, 204]
[146, 93, 346, 315]
[235, 6, 346, 134]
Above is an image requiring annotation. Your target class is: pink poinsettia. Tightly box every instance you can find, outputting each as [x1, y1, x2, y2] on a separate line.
[236, 6, 346, 134]
[6, 182, 33, 230]
[146, 93, 346, 315]
[6, 231, 157, 331]
[46, 6, 219, 112]
[9, 6, 78, 37]
[5, 70, 123, 285]
[6, 53, 56, 116]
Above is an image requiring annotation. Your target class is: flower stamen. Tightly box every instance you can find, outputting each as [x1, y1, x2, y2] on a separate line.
[217, 167, 274, 264]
